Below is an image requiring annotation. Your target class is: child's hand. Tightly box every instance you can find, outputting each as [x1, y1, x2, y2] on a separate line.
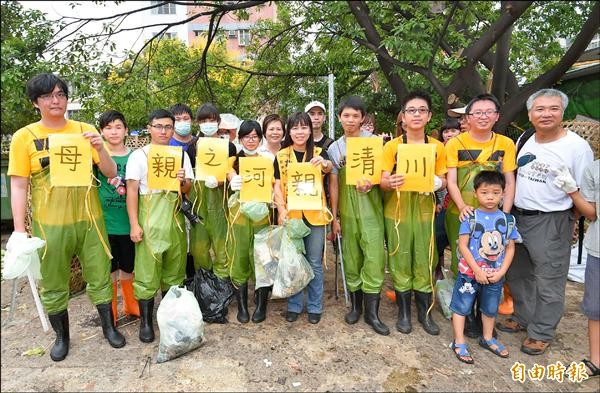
[474, 268, 489, 285]
[486, 270, 504, 284]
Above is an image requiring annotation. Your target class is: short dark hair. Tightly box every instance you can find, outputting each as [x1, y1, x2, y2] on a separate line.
[402, 90, 432, 111]
[148, 109, 175, 125]
[473, 170, 505, 191]
[465, 93, 501, 114]
[169, 103, 193, 118]
[438, 118, 461, 142]
[262, 114, 286, 137]
[238, 120, 263, 140]
[337, 96, 366, 117]
[99, 110, 128, 130]
[26, 73, 69, 103]
[196, 103, 220, 123]
[281, 112, 315, 161]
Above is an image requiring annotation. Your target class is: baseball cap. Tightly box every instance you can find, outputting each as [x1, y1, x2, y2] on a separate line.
[304, 101, 326, 113]
[447, 106, 467, 118]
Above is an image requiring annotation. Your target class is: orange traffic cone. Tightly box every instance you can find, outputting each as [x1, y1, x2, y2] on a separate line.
[498, 282, 514, 315]
[120, 278, 140, 317]
[111, 281, 118, 326]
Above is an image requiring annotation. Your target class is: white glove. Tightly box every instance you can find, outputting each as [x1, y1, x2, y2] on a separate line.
[204, 176, 218, 189]
[433, 175, 443, 192]
[551, 165, 577, 194]
[229, 175, 242, 191]
[6, 231, 28, 252]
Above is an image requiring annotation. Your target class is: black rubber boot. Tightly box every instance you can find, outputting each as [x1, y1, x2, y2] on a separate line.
[252, 287, 269, 323]
[414, 291, 440, 336]
[344, 290, 363, 324]
[48, 310, 70, 361]
[138, 298, 155, 343]
[235, 283, 250, 323]
[395, 290, 412, 334]
[96, 303, 126, 348]
[363, 293, 390, 336]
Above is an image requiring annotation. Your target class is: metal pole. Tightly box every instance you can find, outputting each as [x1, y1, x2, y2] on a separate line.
[328, 73, 335, 141]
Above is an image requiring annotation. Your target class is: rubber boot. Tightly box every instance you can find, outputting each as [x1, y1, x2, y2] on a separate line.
[48, 310, 70, 361]
[498, 282, 514, 315]
[120, 279, 140, 317]
[414, 291, 440, 336]
[395, 290, 412, 334]
[252, 287, 269, 323]
[111, 281, 118, 327]
[363, 293, 390, 336]
[344, 290, 363, 324]
[138, 298, 155, 343]
[96, 303, 126, 348]
[235, 283, 250, 323]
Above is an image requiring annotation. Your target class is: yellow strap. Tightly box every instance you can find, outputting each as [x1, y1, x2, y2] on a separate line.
[390, 190, 401, 256]
[426, 195, 436, 317]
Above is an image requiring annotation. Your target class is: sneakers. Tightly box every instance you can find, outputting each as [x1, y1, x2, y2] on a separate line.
[496, 317, 526, 333]
[521, 337, 550, 355]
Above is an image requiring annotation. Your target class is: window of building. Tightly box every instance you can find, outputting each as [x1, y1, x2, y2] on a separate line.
[238, 29, 250, 46]
[194, 30, 203, 37]
[152, 32, 177, 40]
[151, 1, 176, 15]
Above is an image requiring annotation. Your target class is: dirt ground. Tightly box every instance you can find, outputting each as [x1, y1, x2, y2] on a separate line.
[1, 235, 599, 392]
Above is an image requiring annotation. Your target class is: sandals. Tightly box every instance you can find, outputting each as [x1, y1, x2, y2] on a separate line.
[479, 337, 509, 358]
[451, 341, 474, 364]
[582, 359, 600, 377]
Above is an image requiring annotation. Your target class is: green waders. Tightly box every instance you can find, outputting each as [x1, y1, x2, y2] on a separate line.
[189, 181, 229, 279]
[30, 167, 113, 315]
[445, 162, 497, 275]
[133, 193, 186, 300]
[384, 190, 436, 292]
[338, 167, 386, 294]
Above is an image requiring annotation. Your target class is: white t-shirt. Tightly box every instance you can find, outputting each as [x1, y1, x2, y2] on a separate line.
[256, 145, 276, 161]
[515, 130, 593, 212]
[126, 145, 194, 195]
[581, 160, 600, 257]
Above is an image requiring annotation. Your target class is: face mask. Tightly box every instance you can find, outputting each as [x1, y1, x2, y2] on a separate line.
[242, 146, 258, 156]
[200, 122, 219, 136]
[174, 121, 192, 136]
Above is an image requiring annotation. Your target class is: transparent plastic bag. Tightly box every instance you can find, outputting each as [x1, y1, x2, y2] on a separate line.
[253, 226, 284, 289]
[271, 228, 314, 299]
[435, 268, 455, 320]
[156, 286, 205, 363]
[284, 218, 311, 254]
[2, 237, 45, 280]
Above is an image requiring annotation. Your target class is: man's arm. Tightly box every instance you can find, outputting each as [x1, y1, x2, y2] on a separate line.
[126, 179, 143, 243]
[329, 173, 341, 236]
[10, 176, 29, 233]
[502, 171, 515, 213]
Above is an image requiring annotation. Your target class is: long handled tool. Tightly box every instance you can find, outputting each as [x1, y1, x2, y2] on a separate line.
[336, 234, 349, 306]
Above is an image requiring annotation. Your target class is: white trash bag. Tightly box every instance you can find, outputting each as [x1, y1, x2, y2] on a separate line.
[156, 286, 205, 363]
[2, 237, 45, 280]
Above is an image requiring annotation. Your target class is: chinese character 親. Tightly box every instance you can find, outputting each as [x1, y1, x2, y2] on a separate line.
[151, 155, 177, 178]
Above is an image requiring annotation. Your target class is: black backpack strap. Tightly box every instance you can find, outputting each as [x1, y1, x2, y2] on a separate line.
[516, 128, 535, 156]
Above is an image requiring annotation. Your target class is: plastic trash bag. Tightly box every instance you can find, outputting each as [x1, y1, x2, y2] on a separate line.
[156, 286, 205, 363]
[185, 267, 234, 323]
[228, 191, 269, 223]
[2, 237, 45, 280]
[435, 268, 455, 320]
[254, 226, 284, 289]
[284, 218, 311, 254]
[271, 222, 314, 299]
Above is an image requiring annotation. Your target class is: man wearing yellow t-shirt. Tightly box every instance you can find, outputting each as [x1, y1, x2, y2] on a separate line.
[7, 73, 125, 361]
[381, 91, 447, 336]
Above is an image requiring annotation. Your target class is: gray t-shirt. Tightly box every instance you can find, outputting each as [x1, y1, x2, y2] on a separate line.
[327, 131, 375, 175]
[581, 160, 600, 257]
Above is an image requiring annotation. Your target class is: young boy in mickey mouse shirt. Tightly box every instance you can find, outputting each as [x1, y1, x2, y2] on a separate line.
[449, 170, 519, 364]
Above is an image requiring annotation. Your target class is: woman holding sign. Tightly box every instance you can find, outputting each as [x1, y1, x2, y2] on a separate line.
[273, 112, 333, 324]
[381, 91, 447, 336]
[7, 73, 125, 361]
[228, 120, 272, 323]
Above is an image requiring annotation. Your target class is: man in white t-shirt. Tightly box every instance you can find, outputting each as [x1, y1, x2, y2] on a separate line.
[498, 89, 594, 355]
[126, 109, 194, 343]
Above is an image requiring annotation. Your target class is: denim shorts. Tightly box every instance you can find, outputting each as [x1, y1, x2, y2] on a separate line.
[449, 272, 503, 317]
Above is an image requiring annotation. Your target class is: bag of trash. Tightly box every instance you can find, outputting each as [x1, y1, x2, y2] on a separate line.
[271, 222, 314, 299]
[435, 268, 455, 320]
[2, 237, 45, 280]
[156, 286, 205, 363]
[284, 218, 311, 254]
[253, 225, 284, 289]
[185, 267, 234, 324]
[228, 191, 269, 223]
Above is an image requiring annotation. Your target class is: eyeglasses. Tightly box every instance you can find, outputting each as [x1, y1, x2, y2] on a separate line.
[403, 107, 430, 115]
[469, 110, 498, 118]
[150, 124, 174, 132]
[39, 92, 67, 101]
[242, 135, 260, 141]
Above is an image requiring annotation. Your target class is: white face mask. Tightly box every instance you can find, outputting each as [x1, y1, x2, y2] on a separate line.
[200, 122, 219, 136]
[242, 146, 258, 156]
[174, 121, 192, 136]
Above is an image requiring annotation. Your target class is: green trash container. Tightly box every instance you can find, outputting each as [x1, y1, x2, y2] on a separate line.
[1, 155, 12, 221]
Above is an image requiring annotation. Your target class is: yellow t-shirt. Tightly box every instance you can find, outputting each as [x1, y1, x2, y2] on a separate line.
[445, 132, 516, 173]
[8, 120, 100, 177]
[382, 135, 447, 176]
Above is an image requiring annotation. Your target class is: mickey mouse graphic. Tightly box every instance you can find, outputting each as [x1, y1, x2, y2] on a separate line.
[469, 213, 510, 272]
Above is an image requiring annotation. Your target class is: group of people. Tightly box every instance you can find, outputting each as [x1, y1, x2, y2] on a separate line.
[6, 73, 598, 377]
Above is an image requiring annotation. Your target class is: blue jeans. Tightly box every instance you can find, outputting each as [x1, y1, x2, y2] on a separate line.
[287, 222, 325, 314]
[449, 272, 503, 317]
